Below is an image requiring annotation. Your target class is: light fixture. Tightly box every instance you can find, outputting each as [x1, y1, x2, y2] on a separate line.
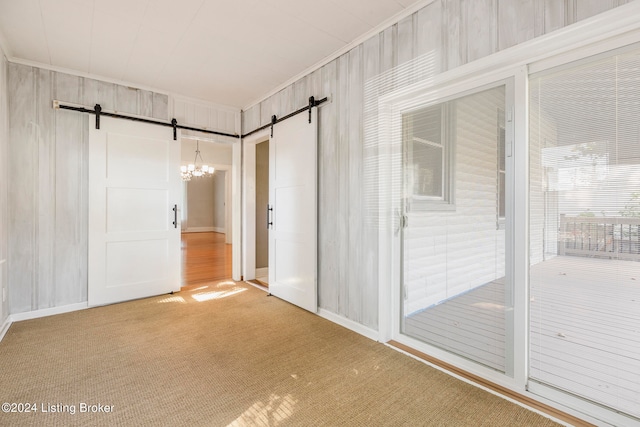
[181, 141, 215, 181]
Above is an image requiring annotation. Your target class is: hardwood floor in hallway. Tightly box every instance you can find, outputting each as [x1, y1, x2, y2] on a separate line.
[181, 232, 232, 288]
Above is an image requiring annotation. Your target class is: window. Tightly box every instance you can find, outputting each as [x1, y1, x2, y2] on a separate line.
[403, 104, 454, 210]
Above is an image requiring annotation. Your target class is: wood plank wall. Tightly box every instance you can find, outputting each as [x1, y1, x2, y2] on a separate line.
[6, 65, 171, 314]
[0, 50, 8, 323]
[241, 0, 630, 330]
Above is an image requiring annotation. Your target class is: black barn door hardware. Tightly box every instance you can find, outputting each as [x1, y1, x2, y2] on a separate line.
[172, 205, 178, 228]
[53, 101, 240, 141]
[267, 205, 273, 229]
[242, 96, 327, 138]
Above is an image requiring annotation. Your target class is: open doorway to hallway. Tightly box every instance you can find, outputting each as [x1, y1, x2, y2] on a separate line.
[180, 139, 233, 289]
[253, 139, 269, 287]
[181, 232, 232, 289]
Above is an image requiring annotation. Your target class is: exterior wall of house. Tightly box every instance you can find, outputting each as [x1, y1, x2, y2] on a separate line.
[6, 64, 240, 314]
[0, 48, 8, 324]
[242, 0, 630, 329]
[403, 88, 506, 314]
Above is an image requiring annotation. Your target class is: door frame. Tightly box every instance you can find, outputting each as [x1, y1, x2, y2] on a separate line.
[378, 65, 526, 391]
[242, 128, 271, 281]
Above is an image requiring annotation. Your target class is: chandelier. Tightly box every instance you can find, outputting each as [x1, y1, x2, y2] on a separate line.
[181, 141, 214, 181]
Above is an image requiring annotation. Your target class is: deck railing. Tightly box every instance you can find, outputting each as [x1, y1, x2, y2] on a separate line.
[559, 215, 640, 261]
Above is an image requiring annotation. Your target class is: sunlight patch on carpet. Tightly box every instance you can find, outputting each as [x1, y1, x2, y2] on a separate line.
[191, 287, 247, 302]
[227, 394, 297, 427]
[156, 295, 187, 304]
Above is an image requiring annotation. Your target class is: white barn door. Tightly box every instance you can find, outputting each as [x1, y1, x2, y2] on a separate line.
[88, 116, 181, 307]
[268, 109, 318, 312]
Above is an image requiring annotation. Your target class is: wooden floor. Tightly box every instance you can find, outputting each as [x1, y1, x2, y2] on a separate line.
[404, 255, 640, 419]
[181, 232, 232, 288]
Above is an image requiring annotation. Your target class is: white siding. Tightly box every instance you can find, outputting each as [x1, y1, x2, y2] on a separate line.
[403, 89, 506, 314]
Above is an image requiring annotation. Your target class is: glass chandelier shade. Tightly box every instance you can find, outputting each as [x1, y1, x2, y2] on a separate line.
[181, 141, 214, 181]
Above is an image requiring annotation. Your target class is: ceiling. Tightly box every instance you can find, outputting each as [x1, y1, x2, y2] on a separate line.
[0, 0, 422, 108]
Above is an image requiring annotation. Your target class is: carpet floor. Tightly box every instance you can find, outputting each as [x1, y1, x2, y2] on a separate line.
[0, 281, 560, 426]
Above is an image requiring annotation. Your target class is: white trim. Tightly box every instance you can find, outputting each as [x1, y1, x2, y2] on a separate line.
[0, 315, 11, 342]
[318, 309, 378, 342]
[512, 65, 530, 388]
[255, 267, 268, 278]
[242, 0, 436, 110]
[184, 227, 224, 233]
[231, 136, 242, 281]
[241, 128, 271, 282]
[9, 302, 88, 322]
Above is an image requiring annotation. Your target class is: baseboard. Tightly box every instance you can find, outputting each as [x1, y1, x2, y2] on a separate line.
[0, 315, 11, 342]
[255, 267, 268, 277]
[317, 308, 379, 342]
[184, 227, 224, 233]
[10, 302, 88, 322]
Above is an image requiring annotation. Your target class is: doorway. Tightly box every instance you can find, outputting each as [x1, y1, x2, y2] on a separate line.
[180, 139, 233, 288]
[254, 140, 269, 287]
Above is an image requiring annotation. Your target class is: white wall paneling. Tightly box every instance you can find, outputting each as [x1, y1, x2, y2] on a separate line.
[172, 95, 239, 143]
[240, 0, 629, 332]
[7, 64, 170, 314]
[6, 65, 244, 315]
[0, 48, 8, 324]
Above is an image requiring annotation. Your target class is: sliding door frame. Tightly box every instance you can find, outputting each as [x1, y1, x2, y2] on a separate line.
[378, 2, 640, 425]
[379, 66, 525, 392]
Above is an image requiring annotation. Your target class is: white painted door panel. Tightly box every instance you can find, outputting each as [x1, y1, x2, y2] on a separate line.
[89, 116, 180, 306]
[268, 109, 318, 312]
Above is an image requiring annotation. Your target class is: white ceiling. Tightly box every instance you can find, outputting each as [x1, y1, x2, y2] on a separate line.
[0, 0, 423, 108]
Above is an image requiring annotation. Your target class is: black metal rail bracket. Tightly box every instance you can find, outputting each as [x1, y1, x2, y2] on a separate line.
[94, 104, 102, 129]
[270, 115, 277, 138]
[53, 100, 240, 140]
[242, 95, 328, 139]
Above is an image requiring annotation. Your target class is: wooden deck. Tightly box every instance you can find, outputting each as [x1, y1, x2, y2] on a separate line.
[404, 279, 506, 372]
[404, 255, 640, 419]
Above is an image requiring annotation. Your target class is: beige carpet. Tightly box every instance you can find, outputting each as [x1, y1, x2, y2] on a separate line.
[0, 281, 560, 427]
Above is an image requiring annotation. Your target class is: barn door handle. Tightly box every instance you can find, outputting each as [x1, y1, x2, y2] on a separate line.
[172, 204, 177, 228]
[267, 205, 273, 229]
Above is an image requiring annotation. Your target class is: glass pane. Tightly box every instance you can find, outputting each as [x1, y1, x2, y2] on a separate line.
[404, 105, 445, 201]
[412, 142, 443, 198]
[529, 49, 640, 419]
[401, 85, 509, 373]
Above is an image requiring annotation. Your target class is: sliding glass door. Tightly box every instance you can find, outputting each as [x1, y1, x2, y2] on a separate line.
[529, 46, 640, 420]
[400, 82, 514, 375]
